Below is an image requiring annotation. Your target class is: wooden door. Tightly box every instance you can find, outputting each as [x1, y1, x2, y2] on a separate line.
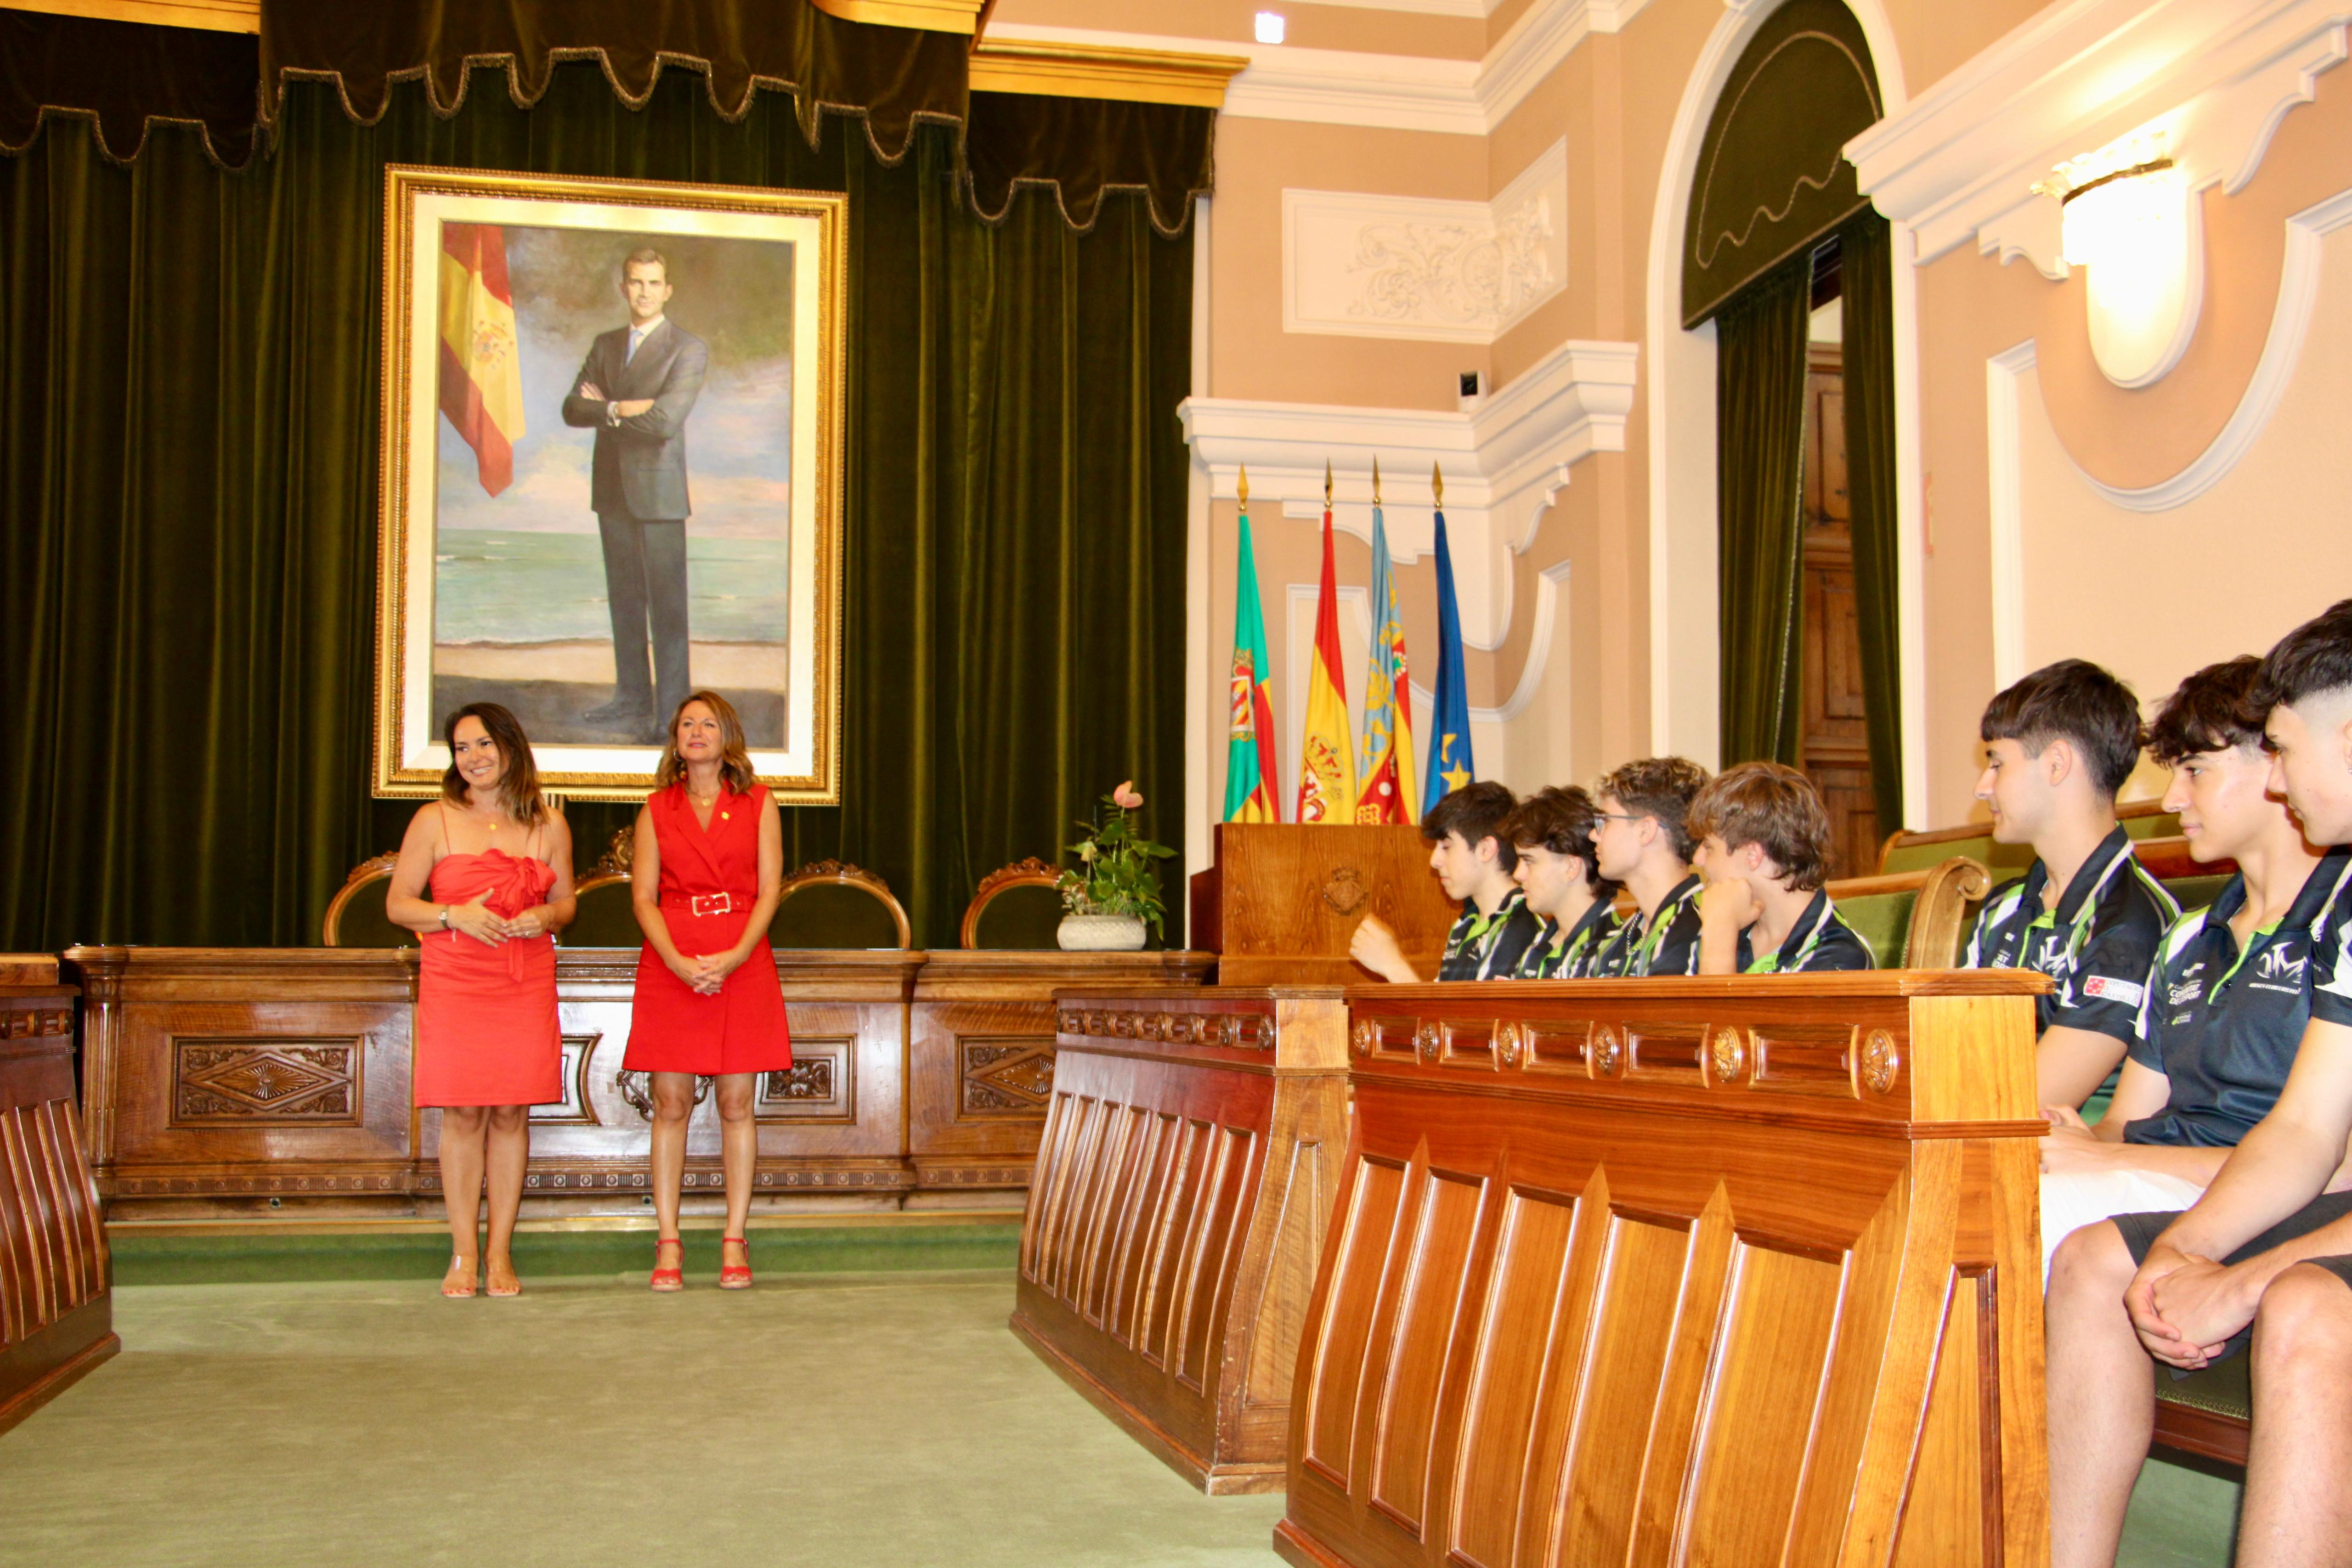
[1802, 344, 1879, 880]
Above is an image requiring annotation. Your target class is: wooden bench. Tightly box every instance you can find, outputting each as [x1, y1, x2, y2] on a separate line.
[1277, 971, 2051, 1568]
[1012, 988, 1352, 1493]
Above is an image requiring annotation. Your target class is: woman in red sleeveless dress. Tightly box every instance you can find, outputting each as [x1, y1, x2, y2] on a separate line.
[625, 690, 791, 1290]
[385, 703, 575, 1299]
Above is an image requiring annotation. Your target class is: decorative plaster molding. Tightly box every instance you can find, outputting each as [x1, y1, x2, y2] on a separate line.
[1283, 141, 1567, 343]
[1178, 336, 1638, 649]
[1491, 559, 1574, 722]
[986, 0, 1651, 137]
[1849, 0, 2352, 275]
[1985, 340, 2037, 691]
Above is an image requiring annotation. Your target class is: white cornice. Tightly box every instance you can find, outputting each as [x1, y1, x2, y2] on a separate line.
[986, 0, 1650, 136]
[1850, 0, 2352, 274]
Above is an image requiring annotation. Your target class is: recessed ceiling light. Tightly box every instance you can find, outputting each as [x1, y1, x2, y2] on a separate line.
[1254, 11, 1286, 45]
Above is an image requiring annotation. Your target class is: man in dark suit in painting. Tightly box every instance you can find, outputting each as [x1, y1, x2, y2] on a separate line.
[562, 247, 709, 739]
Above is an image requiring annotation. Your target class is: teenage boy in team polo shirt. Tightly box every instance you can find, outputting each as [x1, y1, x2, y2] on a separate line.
[1687, 761, 1875, 975]
[2037, 657, 2347, 1277]
[1964, 659, 2179, 1109]
[1503, 787, 1624, 979]
[1351, 780, 1542, 982]
[1585, 757, 1711, 978]
[2043, 602, 2352, 1568]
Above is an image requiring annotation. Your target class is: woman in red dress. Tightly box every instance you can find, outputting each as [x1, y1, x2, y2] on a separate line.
[385, 703, 575, 1299]
[626, 690, 790, 1289]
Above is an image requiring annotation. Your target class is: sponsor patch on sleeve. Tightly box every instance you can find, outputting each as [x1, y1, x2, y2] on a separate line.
[2083, 975, 2146, 1006]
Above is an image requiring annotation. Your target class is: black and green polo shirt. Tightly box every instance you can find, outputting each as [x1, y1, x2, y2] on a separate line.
[1962, 824, 2178, 1039]
[1436, 886, 1544, 981]
[1733, 889, 1877, 974]
[1513, 897, 1625, 979]
[1588, 874, 1705, 978]
[2125, 846, 2352, 1147]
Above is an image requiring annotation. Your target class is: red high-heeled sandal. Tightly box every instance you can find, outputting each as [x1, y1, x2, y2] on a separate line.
[650, 1235, 685, 1292]
[718, 1235, 752, 1290]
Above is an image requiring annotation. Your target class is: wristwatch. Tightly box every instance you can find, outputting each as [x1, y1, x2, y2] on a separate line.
[438, 907, 451, 930]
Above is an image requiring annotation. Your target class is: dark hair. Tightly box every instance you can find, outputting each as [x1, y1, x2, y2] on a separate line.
[1504, 786, 1619, 899]
[2245, 599, 2352, 723]
[2150, 657, 2266, 765]
[440, 703, 548, 823]
[1979, 658, 2145, 799]
[1594, 756, 1710, 862]
[622, 246, 669, 280]
[653, 690, 759, 794]
[1422, 781, 1521, 872]
[1687, 761, 1833, 893]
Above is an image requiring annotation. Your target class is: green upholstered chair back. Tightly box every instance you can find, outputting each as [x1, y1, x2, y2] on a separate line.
[961, 859, 1065, 950]
[564, 874, 645, 947]
[321, 856, 413, 947]
[1877, 801, 2181, 876]
[769, 863, 911, 949]
[2162, 873, 2233, 914]
[1830, 888, 1917, 969]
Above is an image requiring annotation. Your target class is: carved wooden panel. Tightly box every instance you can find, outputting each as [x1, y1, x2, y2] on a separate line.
[755, 1037, 854, 1125]
[959, 1037, 1055, 1117]
[1278, 973, 2052, 1568]
[527, 1034, 603, 1126]
[170, 1038, 360, 1126]
[1012, 989, 1350, 1495]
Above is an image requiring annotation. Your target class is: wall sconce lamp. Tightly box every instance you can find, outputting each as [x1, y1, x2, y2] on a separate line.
[2039, 135, 2202, 388]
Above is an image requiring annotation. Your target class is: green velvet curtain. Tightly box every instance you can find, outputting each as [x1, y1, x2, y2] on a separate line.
[1714, 254, 1813, 769]
[0, 67, 1191, 953]
[1839, 210, 1905, 833]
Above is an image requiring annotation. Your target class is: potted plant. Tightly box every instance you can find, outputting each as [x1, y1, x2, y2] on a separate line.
[1057, 781, 1176, 951]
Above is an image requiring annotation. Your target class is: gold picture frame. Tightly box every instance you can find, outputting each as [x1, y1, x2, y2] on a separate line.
[373, 165, 846, 803]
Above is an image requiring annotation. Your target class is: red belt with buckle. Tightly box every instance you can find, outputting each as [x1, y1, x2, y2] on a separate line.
[663, 891, 750, 917]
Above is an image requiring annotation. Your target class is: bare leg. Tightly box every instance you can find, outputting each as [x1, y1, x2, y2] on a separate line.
[2047, 1220, 2158, 1568]
[2242, 1263, 2352, 1566]
[650, 1072, 695, 1244]
[715, 1074, 758, 1262]
[482, 1105, 530, 1295]
[437, 1106, 486, 1295]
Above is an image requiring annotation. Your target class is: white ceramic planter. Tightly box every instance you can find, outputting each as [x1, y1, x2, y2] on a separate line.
[1057, 914, 1148, 952]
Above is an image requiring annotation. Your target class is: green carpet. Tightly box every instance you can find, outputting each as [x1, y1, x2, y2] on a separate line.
[109, 1220, 1022, 1286]
[0, 1269, 1283, 1568]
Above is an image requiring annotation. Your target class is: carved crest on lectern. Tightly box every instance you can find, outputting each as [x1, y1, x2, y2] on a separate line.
[1321, 867, 1369, 915]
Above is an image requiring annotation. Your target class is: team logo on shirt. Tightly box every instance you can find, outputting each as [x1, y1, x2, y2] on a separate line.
[2258, 947, 2308, 982]
[2082, 975, 2145, 1006]
[2169, 980, 2203, 1007]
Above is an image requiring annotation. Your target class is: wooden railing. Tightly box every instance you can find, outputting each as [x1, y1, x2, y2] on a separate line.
[0, 982, 114, 1433]
[1277, 971, 2052, 1568]
[1012, 988, 1351, 1494]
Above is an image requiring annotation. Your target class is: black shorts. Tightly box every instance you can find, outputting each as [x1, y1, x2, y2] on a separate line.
[2114, 1190, 2352, 1363]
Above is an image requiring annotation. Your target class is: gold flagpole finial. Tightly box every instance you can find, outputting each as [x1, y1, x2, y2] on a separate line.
[1237, 465, 1249, 513]
[1324, 458, 1333, 508]
[1432, 461, 1445, 508]
[1372, 455, 1382, 506]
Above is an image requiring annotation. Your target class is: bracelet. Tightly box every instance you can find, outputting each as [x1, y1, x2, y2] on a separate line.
[438, 907, 450, 930]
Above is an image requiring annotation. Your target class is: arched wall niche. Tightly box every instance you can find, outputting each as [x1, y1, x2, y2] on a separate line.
[1644, 0, 1926, 825]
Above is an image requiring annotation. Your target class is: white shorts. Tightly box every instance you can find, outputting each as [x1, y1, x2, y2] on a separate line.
[2040, 1166, 2209, 1283]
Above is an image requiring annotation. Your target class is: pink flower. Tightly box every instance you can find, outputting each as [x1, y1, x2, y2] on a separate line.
[1112, 780, 1144, 810]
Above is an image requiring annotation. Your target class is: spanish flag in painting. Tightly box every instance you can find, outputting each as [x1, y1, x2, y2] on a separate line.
[1222, 508, 1282, 823]
[1296, 502, 1358, 823]
[1355, 501, 1418, 824]
[438, 223, 525, 497]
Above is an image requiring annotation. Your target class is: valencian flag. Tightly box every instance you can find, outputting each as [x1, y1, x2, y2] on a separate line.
[1355, 479, 1418, 824]
[1295, 473, 1358, 823]
[1222, 495, 1282, 823]
[1422, 470, 1476, 810]
[438, 222, 526, 497]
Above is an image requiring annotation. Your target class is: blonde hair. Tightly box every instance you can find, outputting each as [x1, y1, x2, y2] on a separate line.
[439, 702, 549, 824]
[654, 691, 758, 794]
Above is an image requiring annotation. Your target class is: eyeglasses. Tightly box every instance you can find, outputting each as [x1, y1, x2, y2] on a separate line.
[1596, 812, 1648, 824]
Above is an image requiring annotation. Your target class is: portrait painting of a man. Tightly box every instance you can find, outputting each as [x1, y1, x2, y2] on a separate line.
[378, 167, 845, 802]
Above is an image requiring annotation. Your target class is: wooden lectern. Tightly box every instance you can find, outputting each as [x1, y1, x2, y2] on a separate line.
[1191, 824, 1458, 985]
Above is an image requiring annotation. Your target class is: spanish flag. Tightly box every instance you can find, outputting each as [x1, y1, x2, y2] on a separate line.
[438, 223, 525, 497]
[1295, 501, 1357, 824]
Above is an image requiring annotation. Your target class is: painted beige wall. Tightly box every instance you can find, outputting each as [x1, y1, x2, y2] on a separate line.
[986, 0, 1486, 57]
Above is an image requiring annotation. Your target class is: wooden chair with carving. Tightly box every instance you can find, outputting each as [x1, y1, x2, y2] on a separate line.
[770, 860, 912, 950]
[321, 853, 412, 947]
[960, 857, 1064, 950]
[564, 824, 645, 947]
[1822, 854, 1994, 969]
